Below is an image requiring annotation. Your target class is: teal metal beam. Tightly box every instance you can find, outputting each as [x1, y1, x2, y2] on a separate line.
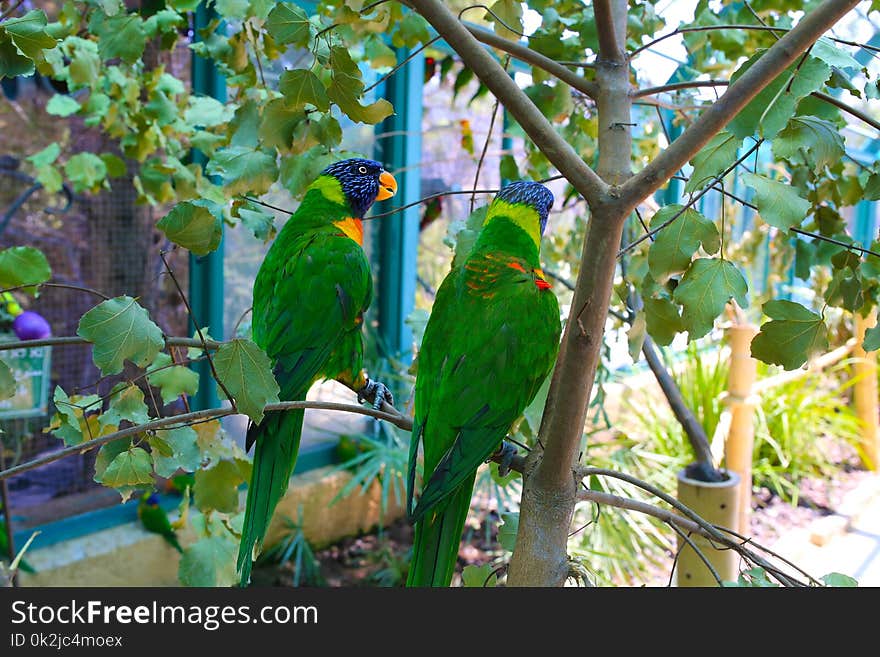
[372, 48, 424, 368]
[189, 5, 227, 411]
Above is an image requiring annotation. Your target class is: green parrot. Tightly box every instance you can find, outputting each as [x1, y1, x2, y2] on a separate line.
[138, 491, 183, 554]
[237, 158, 398, 586]
[406, 181, 561, 587]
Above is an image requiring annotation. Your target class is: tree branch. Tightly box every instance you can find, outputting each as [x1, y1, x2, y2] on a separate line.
[576, 467, 810, 586]
[593, 0, 624, 62]
[0, 400, 415, 483]
[407, 0, 608, 206]
[619, 0, 862, 210]
[463, 23, 599, 100]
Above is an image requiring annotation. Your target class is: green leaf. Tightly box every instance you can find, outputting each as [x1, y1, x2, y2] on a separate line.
[864, 172, 880, 201]
[498, 511, 519, 552]
[94, 439, 131, 483]
[644, 296, 684, 346]
[449, 205, 488, 269]
[741, 173, 810, 231]
[280, 145, 336, 198]
[96, 447, 154, 500]
[648, 205, 720, 283]
[150, 426, 200, 478]
[194, 459, 247, 513]
[64, 152, 108, 193]
[212, 339, 279, 424]
[0, 36, 34, 79]
[77, 296, 165, 375]
[50, 387, 102, 446]
[98, 383, 151, 431]
[206, 146, 278, 196]
[794, 238, 814, 281]
[0, 359, 15, 400]
[258, 98, 304, 151]
[236, 204, 276, 242]
[812, 38, 861, 72]
[392, 12, 431, 48]
[100, 153, 126, 178]
[3, 10, 56, 61]
[863, 325, 880, 352]
[685, 131, 742, 193]
[45, 94, 80, 117]
[178, 536, 237, 587]
[157, 201, 223, 256]
[279, 69, 330, 111]
[265, 3, 311, 47]
[461, 564, 497, 587]
[214, 0, 249, 20]
[95, 13, 146, 64]
[364, 35, 396, 68]
[673, 259, 748, 340]
[146, 352, 199, 404]
[0, 246, 51, 292]
[820, 572, 858, 587]
[185, 95, 235, 128]
[328, 84, 394, 125]
[750, 300, 828, 370]
[485, 0, 523, 40]
[728, 54, 830, 140]
[772, 116, 844, 169]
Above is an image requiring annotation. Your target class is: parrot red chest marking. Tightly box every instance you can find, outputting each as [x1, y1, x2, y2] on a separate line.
[333, 217, 364, 245]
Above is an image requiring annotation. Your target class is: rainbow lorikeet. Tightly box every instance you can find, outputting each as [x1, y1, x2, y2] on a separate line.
[237, 158, 398, 586]
[406, 181, 561, 587]
[138, 492, 183, 554]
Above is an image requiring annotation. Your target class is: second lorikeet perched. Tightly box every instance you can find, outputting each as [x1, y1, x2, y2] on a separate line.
[237, 158, 398, 586]
[406, 181, 561, 587]
[138, 492, 183, 554]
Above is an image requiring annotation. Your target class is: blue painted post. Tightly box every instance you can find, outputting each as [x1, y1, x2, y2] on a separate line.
[372, 48, 424, 366]
[189, 5, 226, 411]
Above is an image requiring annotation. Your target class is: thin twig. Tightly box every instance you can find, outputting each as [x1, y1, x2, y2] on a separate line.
[0, 335, 223, 352]
[791, 227, 880, 259]
[630, 24, 878, 58]
[0, 0, 25, 21]
[363, 36, 441, 94]
[159, 251, 237, 412]
[0, 400, 415, 482]
[471, 57, 507, 213]
[671, 524, 724, 586]
[0, 282, 111, 300]
[617, 140, 762, 258]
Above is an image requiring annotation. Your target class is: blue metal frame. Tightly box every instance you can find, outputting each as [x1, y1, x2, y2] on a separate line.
[372, 47, 424, 366]
[188, 4, 227, 411]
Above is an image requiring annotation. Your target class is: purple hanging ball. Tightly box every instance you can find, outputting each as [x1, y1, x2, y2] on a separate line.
[12, 311, 51, 340]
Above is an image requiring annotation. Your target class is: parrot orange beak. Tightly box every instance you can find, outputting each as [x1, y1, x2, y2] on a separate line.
[375, 171, 398, 201]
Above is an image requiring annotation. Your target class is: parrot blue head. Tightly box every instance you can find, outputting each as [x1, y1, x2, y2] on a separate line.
[322, 158, 398, 218]
[496, 181, 554, 235]
[144, 493, 159, 506]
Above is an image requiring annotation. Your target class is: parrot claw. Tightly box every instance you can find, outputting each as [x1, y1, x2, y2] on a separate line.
[357, 378, 394, 410]
[492, 440, 518, 477]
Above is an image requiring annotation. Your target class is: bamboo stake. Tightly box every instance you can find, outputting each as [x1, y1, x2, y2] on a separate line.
[853, 308, 879, 471]
[723, 324, 759, 535]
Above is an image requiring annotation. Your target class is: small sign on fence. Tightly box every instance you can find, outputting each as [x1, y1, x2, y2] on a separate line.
[0, 337, 51, 419]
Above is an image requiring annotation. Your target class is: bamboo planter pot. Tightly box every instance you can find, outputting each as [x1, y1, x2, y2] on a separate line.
[674, 468, 741, 587]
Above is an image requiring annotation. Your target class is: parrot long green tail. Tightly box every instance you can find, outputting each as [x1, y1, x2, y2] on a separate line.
[406, 473, 477, 587]
[164, 532, 183, 554]
[237, 407, 305, 586]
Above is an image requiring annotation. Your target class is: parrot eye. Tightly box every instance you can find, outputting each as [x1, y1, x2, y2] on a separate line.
[358, 165, 367, 174]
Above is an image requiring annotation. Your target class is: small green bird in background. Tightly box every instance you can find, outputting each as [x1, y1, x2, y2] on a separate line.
[0, 519, 34, 574]
[138, 492, 183, 554]
[406, 181, 562, 587]
[238, 158, 398, 586]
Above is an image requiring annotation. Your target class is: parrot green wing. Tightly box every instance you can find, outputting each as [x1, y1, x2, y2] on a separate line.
[409, 253, 561, 522]
[238, 211, 372, 586]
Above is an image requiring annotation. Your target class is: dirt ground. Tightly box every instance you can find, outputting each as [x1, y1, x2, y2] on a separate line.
[256, 457, 873, 588]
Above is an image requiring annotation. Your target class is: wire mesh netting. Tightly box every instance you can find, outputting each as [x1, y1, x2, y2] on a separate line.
[0, 37, 193, 529]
